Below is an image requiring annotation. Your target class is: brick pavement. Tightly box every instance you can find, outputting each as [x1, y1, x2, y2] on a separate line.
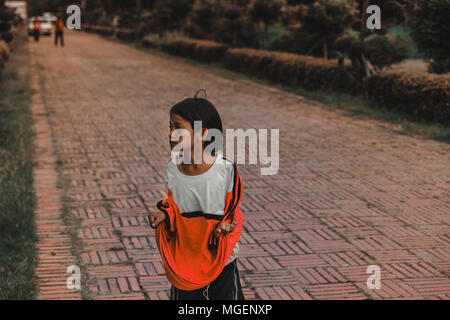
[30, 31, 450, 300]
[30, 54, 81, 300]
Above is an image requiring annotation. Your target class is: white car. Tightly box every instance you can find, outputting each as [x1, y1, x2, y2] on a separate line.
[28, 17, 36, 35]
[38, 17, 52, 36]
[28, 17, 52, 36]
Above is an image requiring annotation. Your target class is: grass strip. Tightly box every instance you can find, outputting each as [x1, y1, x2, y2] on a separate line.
[0, 29, 37, 300]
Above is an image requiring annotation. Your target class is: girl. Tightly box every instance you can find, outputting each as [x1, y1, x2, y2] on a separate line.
[149, 92, 245, 300]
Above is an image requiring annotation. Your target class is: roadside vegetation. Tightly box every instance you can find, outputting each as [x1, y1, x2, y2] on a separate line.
[0, 27, 37, 299]
[77, 0, 448, 138]
[137, 43, 450, 143]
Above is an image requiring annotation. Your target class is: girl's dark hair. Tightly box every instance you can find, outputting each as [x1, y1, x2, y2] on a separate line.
[170, 94, 223, 152]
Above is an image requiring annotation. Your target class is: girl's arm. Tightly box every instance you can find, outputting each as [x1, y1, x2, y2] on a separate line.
[213, 161, 243, 239]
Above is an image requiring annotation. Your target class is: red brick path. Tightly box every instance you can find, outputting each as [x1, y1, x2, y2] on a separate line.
[30, 55, 81, 299]
[30, 31, 450, 300]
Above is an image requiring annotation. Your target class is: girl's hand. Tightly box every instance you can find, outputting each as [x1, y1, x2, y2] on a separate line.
[214, 221, 238, 238]
[148, 211, 165, 229]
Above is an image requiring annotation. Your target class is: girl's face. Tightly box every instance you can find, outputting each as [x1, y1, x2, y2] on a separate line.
[169, 113, 204, 151]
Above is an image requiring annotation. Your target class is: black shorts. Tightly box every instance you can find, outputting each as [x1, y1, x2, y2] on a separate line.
[170, 259, 245, 300]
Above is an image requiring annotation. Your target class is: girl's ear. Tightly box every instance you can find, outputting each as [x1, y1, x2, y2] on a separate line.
[193, 127, 206, 144]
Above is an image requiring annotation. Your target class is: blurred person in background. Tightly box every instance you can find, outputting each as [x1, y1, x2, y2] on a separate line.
[33, 18, 41, 42]
[54, 13, 64, 46]
[112, 15, 119, 39]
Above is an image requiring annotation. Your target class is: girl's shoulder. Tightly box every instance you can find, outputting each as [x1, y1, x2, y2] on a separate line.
[165, 156, 177, 171]
[165, 154, 235, 170]
[215, 155, 236, 192]
[216, 154, 235, 167]
[164, 157, 180, 182]
[164, 154, 236, 181]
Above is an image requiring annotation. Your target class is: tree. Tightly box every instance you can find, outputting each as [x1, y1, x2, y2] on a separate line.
[186, 0, 222, 39]
[249, 0, 285, 49]
[407, 0, 450, 73]
[330, 0, 408, 78]
[298, 0, 357, 60]
[215, 4, 255, 47]
[364, 34, 410, 71]
[286, 0, 315, 5]
[161, 0, 193, 26]
[0, 0, 15, 43]
[353, 0, 408, 77]
[27, 0, 74, 17]
[150, 0, 194, 32]
[357, 0, 407, 39]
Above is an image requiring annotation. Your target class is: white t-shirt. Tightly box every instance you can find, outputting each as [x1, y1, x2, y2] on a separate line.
[164, 154, 239, 264]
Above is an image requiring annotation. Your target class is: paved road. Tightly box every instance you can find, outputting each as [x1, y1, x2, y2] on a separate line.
[30, 31, 450, 300]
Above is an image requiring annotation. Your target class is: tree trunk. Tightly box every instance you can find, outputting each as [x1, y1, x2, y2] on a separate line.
[323, 37, 328, 60]
[258, 26, 263, 49]
[135, 0, 141, 41]
[359, 0, 370, 78]
[358, 53, 371, 78]
[306, 37, 323, 56]
[264, 25, 268, 50]
[360, 0, 369, 40]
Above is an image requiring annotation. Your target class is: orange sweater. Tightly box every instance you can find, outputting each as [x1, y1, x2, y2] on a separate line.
[56, 18, 64, 31]
[154, 162, 243, 291]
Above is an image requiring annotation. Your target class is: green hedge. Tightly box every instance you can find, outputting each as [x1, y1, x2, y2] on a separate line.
[83, 28, 450, 125]
[162, 38, 228, 62]
[0, 28, 17, 79]
[142, 34, 159, 48]
[159, 41, 449, 124]
[83, 24, 113, 36]
[364, 71, 450, 124]
[82, 24, 135, 40]
[224, 48, 360, 93]
[116, 28, 135, 40]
